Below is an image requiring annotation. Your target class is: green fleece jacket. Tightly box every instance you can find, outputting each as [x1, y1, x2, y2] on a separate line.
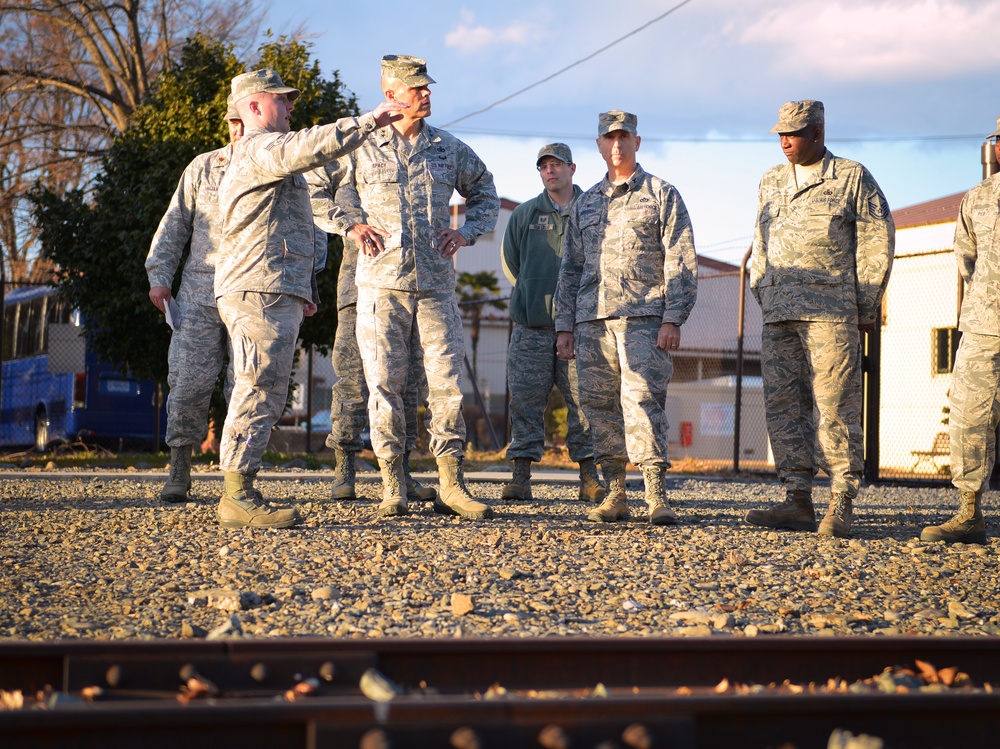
[501, 185, 582, 327]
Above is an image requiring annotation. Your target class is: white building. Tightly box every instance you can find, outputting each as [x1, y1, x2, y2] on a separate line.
[879, 192, 965, 478]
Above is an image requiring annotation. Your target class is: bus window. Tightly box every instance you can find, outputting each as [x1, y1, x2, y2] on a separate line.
[2, 301, 16, 360]
[47, 296, 74, 326]
[14, 296, 45, 359]
[1, 285, 166, 449]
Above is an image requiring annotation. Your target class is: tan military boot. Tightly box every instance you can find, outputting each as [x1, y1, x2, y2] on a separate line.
[745, 490, 816, 532]
[587, 459, 629, 522]
[217, 472, 301, 529]
[378, 455, 409, 517]
[434, 456, 494, 519]
[501, 457, 532, 500]
[329, 449, 357, 500]
[921, 491, 987, 544]
[160, 445, 193, 503]
[642, 465, 679, 526]
[404, 451, 436, 502]
[578, 457, 607, 503]
[818, 494, 853, 538]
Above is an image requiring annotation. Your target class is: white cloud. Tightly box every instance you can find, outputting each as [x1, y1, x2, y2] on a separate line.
[444, 9, 537, 55]
[736, 0, 1000, 81]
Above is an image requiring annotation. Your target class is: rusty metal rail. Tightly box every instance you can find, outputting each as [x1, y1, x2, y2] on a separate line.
[2, 637, 999, 748]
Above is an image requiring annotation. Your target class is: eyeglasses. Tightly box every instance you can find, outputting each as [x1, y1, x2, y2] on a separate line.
[537, 160, 566, 172]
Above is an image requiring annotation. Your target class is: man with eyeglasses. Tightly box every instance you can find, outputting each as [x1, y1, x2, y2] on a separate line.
[921, 115, 1000, 545]
[499, 143, 605, 504]
[744, 100, 894, 539]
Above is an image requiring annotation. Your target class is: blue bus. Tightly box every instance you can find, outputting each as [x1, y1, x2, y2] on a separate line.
[1, 285, 166, 450]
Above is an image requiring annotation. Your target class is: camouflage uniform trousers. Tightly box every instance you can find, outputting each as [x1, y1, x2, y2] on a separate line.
[165, 293, 229, 447]
[327, 303, 426, 453]
[948, 331, 1000, 494]
[217, 292, 303, 475]
[761, 320, 863, 498]
[506, 323, 595, 463]
[575, 316, 672, 467]
[355, 286, 466, 459]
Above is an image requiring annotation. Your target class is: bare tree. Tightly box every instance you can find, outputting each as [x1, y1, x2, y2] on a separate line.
[0, 0, 265, 280]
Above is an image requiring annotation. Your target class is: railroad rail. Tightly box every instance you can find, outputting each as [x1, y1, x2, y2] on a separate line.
[2, 637, 999, 748]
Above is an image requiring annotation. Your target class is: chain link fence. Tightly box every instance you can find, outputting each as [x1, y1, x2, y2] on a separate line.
[4, 262, 963, 484]
[455, 256, 957, 485]
[877, 250, 960, 482]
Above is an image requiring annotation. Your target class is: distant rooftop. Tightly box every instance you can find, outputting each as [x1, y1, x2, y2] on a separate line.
[698, 256, 741, 275]
[892, 191, 965, 230]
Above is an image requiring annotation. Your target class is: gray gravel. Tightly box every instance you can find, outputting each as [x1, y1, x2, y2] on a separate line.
[1, 468, 997, 640]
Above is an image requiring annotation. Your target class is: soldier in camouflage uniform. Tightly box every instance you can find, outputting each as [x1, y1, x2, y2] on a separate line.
[500, 143, 604, 503]
[554, 110, 698, 525]
[921, 117, 1000, 545]
[306, 180, 436, 504]
[745, 100, 894, 538]
[214, 68, 405, 529]
[146, 96, 243, 504]
[323, 55, 499, 520]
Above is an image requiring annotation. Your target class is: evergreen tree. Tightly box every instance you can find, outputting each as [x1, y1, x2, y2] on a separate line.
[30, 34, 358, 427]
[456, 270, 507, 382]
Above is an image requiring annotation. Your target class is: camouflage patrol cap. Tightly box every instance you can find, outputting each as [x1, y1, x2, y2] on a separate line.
[770, 100, 824, 133]
[598, 110, 638, 136]
[381, 55, 435, 86]
[988, 115, 1000, 139]
[231, 69, 300, 103]
[536, 143, 573, 165]
[224, 94, 240, 121]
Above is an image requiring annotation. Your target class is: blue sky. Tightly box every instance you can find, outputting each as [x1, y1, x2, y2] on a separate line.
[264, 0, 1000, 265]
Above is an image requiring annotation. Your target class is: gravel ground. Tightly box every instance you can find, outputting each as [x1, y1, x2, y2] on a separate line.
[1, 467, 997, 641]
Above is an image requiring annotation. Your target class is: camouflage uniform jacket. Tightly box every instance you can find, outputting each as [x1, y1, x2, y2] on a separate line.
[215, 113, 378, 302]
[501, 185, 583, 328]
[554, 164, 698, 331]
[146, 145, 231, 306]
[955, 173, 1000, 336]
[327, 122, 499, 292]
[750, 150, 894, 325]
[308, 163, 359, 311]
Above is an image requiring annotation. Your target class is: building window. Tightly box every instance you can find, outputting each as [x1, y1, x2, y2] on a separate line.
[933, 328, 962, 374]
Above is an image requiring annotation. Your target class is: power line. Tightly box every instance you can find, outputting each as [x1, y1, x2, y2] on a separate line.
[447, 127, 986, 145]
[440, 0, 698, 128]
[699, 235, 753, 250]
